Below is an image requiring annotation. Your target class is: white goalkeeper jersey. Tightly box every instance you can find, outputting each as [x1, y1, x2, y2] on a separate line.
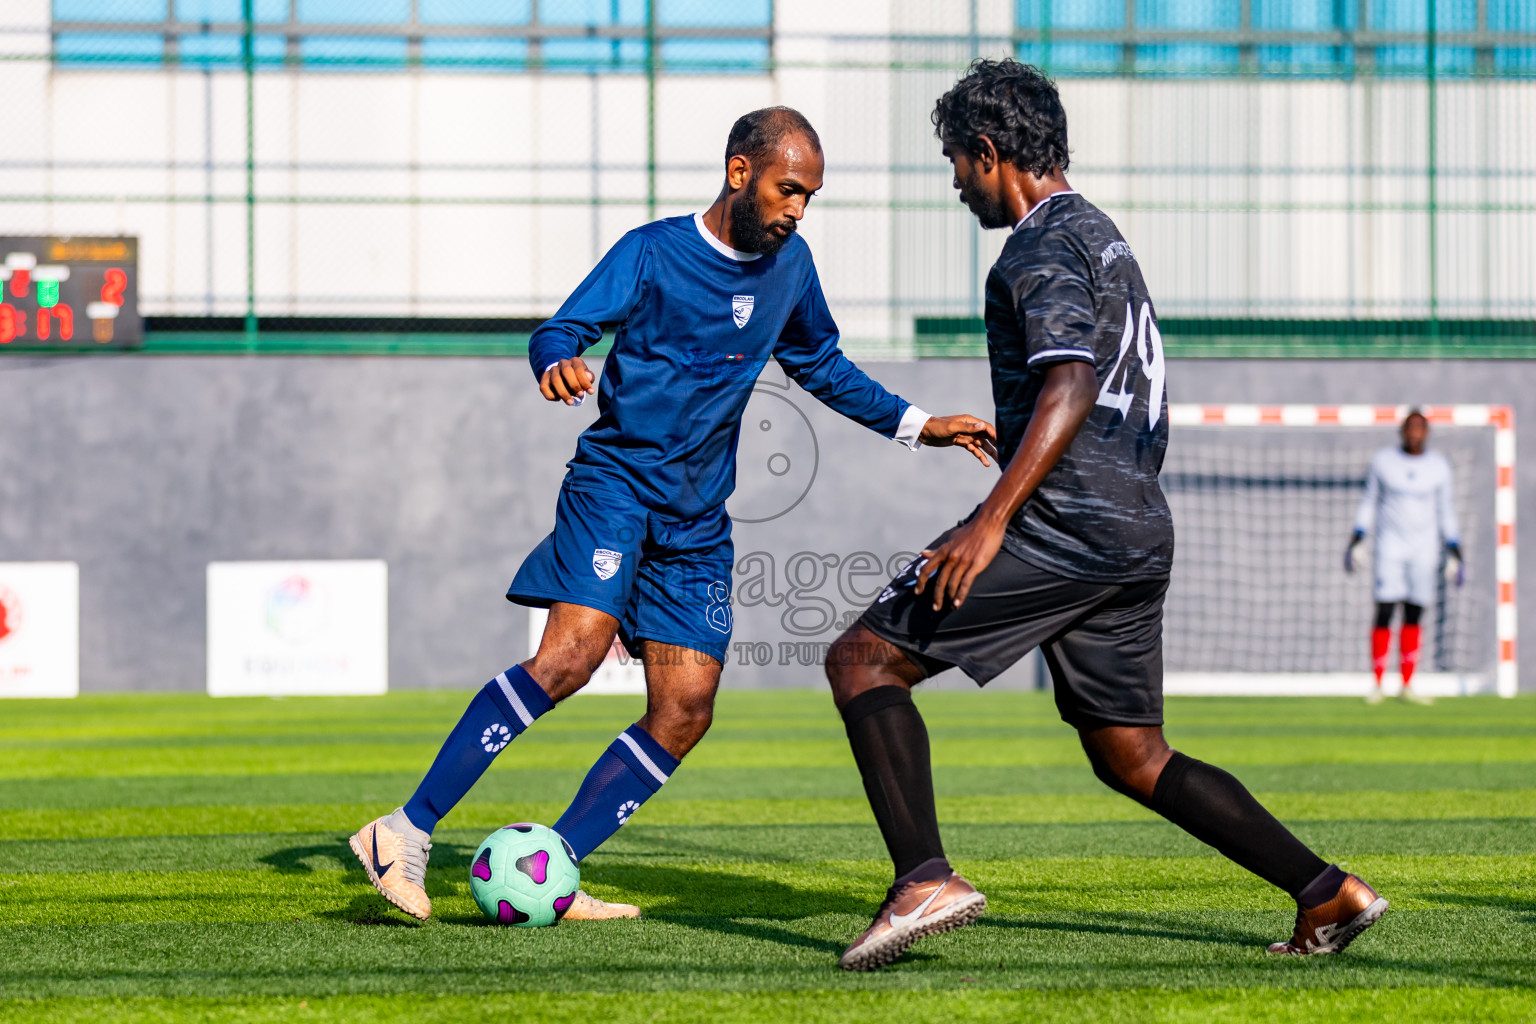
[1353, 446, 1459, 557]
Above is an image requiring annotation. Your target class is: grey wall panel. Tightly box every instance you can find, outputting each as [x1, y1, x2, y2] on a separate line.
[1, 355, 1532, 692]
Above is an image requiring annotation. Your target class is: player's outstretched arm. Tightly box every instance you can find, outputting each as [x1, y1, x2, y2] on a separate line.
[916, 360, 1097, 610]
[917, 414, 999, 467]
[774, 265, 974, 454]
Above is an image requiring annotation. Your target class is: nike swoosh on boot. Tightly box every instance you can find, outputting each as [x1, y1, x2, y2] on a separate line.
[888, 881, 946, 929]
[371, 828, 394, 879]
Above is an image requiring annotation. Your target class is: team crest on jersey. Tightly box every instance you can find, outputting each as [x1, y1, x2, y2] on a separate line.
[592, 548, 623, 581]
[732, 294, 755, 329]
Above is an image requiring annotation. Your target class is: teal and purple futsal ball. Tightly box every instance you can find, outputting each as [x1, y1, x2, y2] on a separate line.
[468, 823, 581, 927]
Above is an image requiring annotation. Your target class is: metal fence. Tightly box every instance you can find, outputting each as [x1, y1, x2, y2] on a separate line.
[1, 1, 1533, 354]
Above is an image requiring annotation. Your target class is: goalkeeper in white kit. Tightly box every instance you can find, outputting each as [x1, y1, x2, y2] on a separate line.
[1345, 410, 1462, 704]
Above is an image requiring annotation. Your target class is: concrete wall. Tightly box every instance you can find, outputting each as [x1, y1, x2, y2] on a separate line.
[0, 353, 1531, 692]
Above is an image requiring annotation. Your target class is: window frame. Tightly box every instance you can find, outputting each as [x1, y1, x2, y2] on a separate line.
[1012, 0, 1536, 77]
[50, 0, 775, 73]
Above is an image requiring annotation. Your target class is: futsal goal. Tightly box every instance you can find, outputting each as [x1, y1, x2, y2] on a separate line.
[1161, 404, 1516, 699]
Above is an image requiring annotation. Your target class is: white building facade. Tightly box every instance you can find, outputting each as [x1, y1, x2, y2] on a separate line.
[1, 0, 1532, 345]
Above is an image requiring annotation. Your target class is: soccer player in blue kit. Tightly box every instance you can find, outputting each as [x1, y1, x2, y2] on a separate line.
[349, 106, 997, 921]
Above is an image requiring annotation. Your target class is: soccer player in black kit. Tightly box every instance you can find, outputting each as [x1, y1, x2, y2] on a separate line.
[826, 59, 1389, 972]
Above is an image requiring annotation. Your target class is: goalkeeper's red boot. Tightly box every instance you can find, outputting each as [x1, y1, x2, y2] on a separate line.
[1267, 873, 1388, 955]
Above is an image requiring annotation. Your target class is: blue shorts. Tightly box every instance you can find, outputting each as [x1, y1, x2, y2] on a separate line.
[507, 480, 734, 663]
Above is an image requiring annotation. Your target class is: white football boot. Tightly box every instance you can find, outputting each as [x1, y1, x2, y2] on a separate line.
[560, 889, 641, 920]
[349, 808, 433, 920]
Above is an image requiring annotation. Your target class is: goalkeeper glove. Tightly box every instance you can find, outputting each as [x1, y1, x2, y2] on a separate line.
[1344, 530, 1364, 573]
[1447, 541, 1465, 587]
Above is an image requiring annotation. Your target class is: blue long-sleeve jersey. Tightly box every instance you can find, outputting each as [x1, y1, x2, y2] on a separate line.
[529, 214, 914, 520]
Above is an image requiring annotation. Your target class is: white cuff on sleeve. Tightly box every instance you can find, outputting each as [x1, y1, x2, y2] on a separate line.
[895, 405, 931, 451]
[544, 360, 585, 406]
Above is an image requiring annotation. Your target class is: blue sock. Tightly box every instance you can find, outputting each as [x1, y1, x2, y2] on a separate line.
[553, 724, 680, 861]
[402, 665, 554, 833]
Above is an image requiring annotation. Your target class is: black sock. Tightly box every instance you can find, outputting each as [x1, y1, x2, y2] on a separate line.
[840, 686, 946, 879]
[895, 856, 953, 888]
[1296, 863, 1348, 909]
[1151, 752, 1328, 898]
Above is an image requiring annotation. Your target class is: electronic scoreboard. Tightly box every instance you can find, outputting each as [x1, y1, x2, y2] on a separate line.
[0, 237, 141, 348]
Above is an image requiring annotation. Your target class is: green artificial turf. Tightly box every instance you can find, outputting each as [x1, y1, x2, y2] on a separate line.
[1, 690, 1533, 1022]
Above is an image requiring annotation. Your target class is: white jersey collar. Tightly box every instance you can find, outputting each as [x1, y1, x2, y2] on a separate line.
[694, 212, 762, 262]
[1014, 189, 1080, 232]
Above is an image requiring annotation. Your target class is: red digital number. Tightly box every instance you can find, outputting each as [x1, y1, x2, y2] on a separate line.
[9, 269, 29, 299]
[0, 304, 26, 344]
[37, 304, 74, 341]
[101, 268, 127, 307]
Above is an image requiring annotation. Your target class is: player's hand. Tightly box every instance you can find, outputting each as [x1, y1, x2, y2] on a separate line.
[914, 515, 1006, 611]
[919, 414, 999, 467]
[540, 357, 597, 405]
[1447, 542, 1465, 587]
[1344, 531, 1364, 573]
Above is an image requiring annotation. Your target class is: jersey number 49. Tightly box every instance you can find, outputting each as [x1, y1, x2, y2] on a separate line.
[1096, 300, 1165, 429]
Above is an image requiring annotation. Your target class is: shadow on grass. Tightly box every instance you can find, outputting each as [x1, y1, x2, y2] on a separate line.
[260, 840, 481, 875]
[606, 862, 859, 957]
[979, 913, 1262, 947]
[259, 841, 355, 874]
[320, 892, 423, 927]
[589, 863, 873, 918]
[657, 913, 846, 955]
[1420, 890, 1536, 919]
[292, 837, 474, 924]
[429, 862, 865, 955]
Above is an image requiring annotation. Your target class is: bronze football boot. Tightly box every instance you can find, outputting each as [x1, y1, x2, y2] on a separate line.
[1268, 872, 1388, 955]
[839, 871, 987, 971]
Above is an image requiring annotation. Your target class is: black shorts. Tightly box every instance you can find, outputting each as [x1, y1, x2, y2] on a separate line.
[857, 529, 1169, 729]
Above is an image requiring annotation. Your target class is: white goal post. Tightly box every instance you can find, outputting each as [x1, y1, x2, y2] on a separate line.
[1162, 404, 1516, 699]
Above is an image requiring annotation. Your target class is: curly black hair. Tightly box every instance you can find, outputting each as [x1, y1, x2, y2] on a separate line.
[932, 59, 1069, 177]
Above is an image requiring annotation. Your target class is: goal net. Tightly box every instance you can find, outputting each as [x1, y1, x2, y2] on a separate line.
[1161, 405, 1516, 698]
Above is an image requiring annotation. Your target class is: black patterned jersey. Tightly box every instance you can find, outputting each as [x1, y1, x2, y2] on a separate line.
[984, 192, 1174, 583]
